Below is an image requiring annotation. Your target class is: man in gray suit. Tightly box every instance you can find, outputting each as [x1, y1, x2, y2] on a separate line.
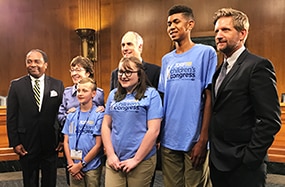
[7, 49, 64, 187]
[210, 8, 281, 187]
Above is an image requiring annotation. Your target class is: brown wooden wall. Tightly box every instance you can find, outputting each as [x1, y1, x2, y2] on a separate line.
[0, 0, 285, 102]
[0, 0, 79, 95]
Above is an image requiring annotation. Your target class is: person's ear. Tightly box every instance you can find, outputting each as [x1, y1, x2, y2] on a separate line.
[86, 72, 90, 77]
[239, 29, 248, 42]
[138, 44, 143, 53]
[186, 20, 195, 31]
[91, 90, 96, 98]
[44, 62, 48, 70]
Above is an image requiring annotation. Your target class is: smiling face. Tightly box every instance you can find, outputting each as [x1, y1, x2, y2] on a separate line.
[214, 16, 247, 57]
[121, 32, 142, 59]
[118, 59, 139, 93]
[77, 81, 96, 105]
[70, 64, 90, 84]
[26, 51, 48, 78]
[167, 13, 194, 43]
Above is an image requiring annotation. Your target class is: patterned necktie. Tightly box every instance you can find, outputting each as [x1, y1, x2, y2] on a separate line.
[215, 61, 228, 95]
[34, 79, 40, 108]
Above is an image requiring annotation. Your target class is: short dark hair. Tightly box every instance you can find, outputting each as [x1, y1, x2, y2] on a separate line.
[28, 49, 48, 62]
[168, 5, 195, 20]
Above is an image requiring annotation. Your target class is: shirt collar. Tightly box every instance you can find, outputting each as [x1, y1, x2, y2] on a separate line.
[30, 74, 45, 82]
[72, 84, 77, 96]
[225, 46, 246, 69]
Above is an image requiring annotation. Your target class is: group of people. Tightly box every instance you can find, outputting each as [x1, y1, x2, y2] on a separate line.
[6, 4, 281, 187]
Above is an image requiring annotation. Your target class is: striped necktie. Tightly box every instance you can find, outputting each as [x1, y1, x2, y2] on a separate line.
[34, 79, 40, 108]
[215, 61, 228, 95]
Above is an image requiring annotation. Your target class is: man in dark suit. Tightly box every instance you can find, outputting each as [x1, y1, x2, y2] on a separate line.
[7, 49, 64, 187]
[210, 8, 281, 187]
[110, 31, 161, 90]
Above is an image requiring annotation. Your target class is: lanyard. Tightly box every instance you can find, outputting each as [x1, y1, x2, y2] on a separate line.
[75, 108, 92, 150]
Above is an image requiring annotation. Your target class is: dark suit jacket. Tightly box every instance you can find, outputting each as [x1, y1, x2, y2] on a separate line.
[7, 75, 64, 155]
[110, 61, 161, 91]
[210, 49, 281, 171]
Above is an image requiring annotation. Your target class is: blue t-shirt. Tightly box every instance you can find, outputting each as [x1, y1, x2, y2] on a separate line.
[158, 44, 217, 152]
[104, 87, 163, 161]
[62, 105, 104, 172]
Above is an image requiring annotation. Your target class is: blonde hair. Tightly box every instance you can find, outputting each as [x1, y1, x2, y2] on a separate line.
[213, 8, 249, 41]
[78, 77, 97, 91]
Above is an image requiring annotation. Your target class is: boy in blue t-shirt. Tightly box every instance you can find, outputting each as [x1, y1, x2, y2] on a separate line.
[158, 5, 217, 187]
[62, 77, 103, 187]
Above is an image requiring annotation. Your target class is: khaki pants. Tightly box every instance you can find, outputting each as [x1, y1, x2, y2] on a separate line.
[161, 147, 212, 187]
[105, 154, 156, 187]
[70, 165, 102, 187]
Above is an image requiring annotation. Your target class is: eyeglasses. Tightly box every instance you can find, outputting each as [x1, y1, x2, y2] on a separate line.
[118, 70, 138, 77]
[69, 68, 85, 73]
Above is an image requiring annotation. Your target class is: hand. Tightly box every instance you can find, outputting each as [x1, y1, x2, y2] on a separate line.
[55, 142, 64, 152]
[119, 158, 139, 173]
[68, 162, 83, 177]
[67, 107, 76, 114]
[13, 144, 28, 156]
[190, 142, 207, 169]
[156, 142, 161, 149]
[107, 154, 121, 171]
[71, 171, 85, 180]
[96, 105, 105, 112]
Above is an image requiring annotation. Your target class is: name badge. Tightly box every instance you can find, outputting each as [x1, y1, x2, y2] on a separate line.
[70, 149, 83, 160]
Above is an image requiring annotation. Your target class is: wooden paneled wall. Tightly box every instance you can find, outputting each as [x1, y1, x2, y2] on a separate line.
[0, 0, 285, 102]
[0, 106, 18, 161]
[0, 0, 79, 95]
[268, 103, 285, 162]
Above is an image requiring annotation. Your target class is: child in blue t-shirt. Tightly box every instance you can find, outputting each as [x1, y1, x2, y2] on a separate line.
[62, 77, 103, 187]
[102, 57, 163, 187]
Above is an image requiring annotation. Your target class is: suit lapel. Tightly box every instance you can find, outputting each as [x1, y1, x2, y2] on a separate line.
[41, 76, 50, 111]
[142, 61, 147, 73]
[24, 75, 39, 109]
[214, 50, 249, 102]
